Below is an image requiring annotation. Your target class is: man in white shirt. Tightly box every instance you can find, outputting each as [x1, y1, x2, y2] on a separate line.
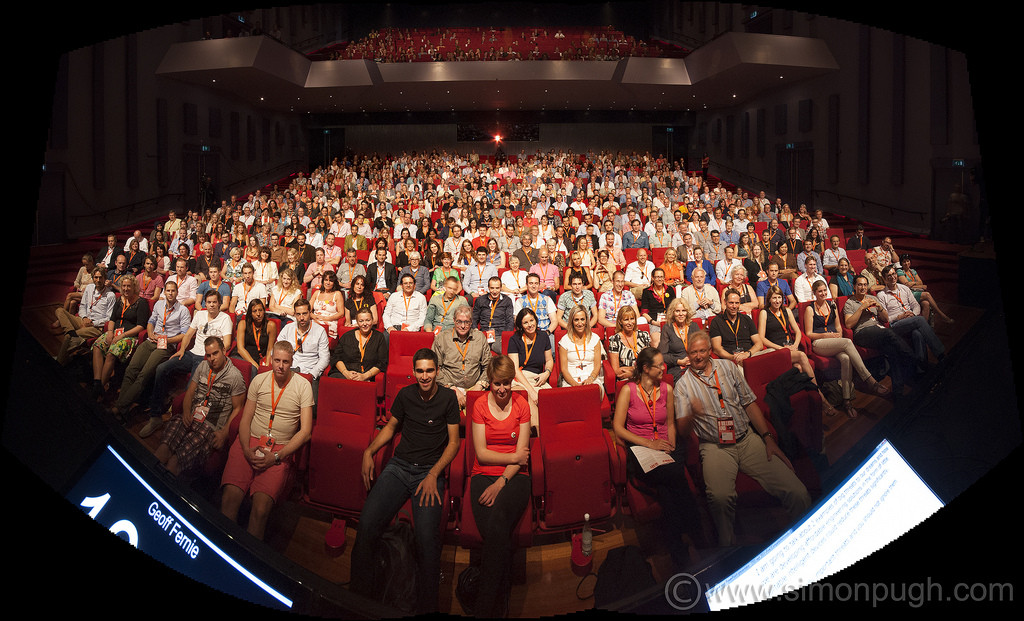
[276, 298, 331, 394]
[715, 245, 744, 283]
[624, 248, 655, 298]
[680, 268, 721, 320]
[821, 235, 848, 276]
[166, 257, 199, 308]
[230, 263, 269, 315]
[793, 256, 831, 304]
[383, 274, 429, 332]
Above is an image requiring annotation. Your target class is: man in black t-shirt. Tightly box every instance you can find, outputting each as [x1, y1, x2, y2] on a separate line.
[708, 289, 766, 368]
[350, 348, 460, 614]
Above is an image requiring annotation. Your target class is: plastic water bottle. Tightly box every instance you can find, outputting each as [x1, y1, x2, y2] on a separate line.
[581, 513, 593, 557]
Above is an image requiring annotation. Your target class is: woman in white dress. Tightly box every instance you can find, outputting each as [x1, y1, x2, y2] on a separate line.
[557, 304, 606, 399]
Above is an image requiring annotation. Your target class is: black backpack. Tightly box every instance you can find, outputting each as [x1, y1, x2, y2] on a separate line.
[593, 545, 656, 609]
[373, 519, 418, 614]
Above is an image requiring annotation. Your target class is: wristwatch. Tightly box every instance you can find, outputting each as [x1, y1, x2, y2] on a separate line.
[274, 452, 281, 465]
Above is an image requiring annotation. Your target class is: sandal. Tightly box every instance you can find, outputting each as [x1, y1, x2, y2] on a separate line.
[867, 379, 890, 397]
[822, 400, 840, 417]
[843, 401, 858, 419]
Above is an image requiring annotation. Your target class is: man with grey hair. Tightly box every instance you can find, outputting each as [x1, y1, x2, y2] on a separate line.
[431, 305, 491, 409]
[399, 250, 430, 295]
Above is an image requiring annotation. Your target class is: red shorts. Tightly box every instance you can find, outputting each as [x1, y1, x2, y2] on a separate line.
[220, 436, 294, 504]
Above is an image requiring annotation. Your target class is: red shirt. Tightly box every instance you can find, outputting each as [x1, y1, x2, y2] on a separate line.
[470, 393, 531, 477]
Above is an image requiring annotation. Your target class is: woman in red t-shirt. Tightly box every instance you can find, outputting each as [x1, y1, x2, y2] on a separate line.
[469, 355, 531, 616]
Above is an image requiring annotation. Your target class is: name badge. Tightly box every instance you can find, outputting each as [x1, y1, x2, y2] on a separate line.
[717, 418, 736, 444]
[114, 328, 124, 339]
[258, 434, 276, 452]
[486, 329, 496, 344]
[656, 312, 665, 325]
[433, 326, 442, 335]
[401, 322, 410, 331]
[192, 404, 209, 422]
[156, 334, 168, 350]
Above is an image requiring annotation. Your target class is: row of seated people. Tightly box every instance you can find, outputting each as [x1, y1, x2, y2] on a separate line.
[329, 25, 680, 63]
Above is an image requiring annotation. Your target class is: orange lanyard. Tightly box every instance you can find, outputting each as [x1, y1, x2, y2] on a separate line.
[521, 334, 536, 369]
[488, 298, 498, 325]
[454, 336, 471, 370]
[889, 288, 910, 312]
[277, 287, 290, 306]
[251, 322, 266, 361]
[441, 296, 455, 318]
[689, 367, 727, 411]
[572, 334, 587, 370]
[636, 383, 660, 439]
[201, 367, 216, 406]
[673, 322, 689, 344]
[267, 374, 291, 435]
[771, 308, 792, 338]
[160, 303, 173, 335]
[356, 331, 368, 372]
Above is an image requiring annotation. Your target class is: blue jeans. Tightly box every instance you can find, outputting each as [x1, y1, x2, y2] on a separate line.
[147, 351, 202, 413]
[890, 315, 944, 362]
[350, 457, 446, 614]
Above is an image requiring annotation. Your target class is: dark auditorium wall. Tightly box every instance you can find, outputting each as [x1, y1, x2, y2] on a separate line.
[40, 9, 338, 242]
[651, 2, 980, 235]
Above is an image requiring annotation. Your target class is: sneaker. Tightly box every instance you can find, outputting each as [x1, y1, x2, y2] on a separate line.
[138, 417, 165, 438]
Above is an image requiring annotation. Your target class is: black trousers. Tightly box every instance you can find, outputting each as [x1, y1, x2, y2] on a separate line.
[469, 473, 531, 617]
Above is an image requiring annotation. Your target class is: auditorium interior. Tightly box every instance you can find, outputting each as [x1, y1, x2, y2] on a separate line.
[9, 1, 1020, 616]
